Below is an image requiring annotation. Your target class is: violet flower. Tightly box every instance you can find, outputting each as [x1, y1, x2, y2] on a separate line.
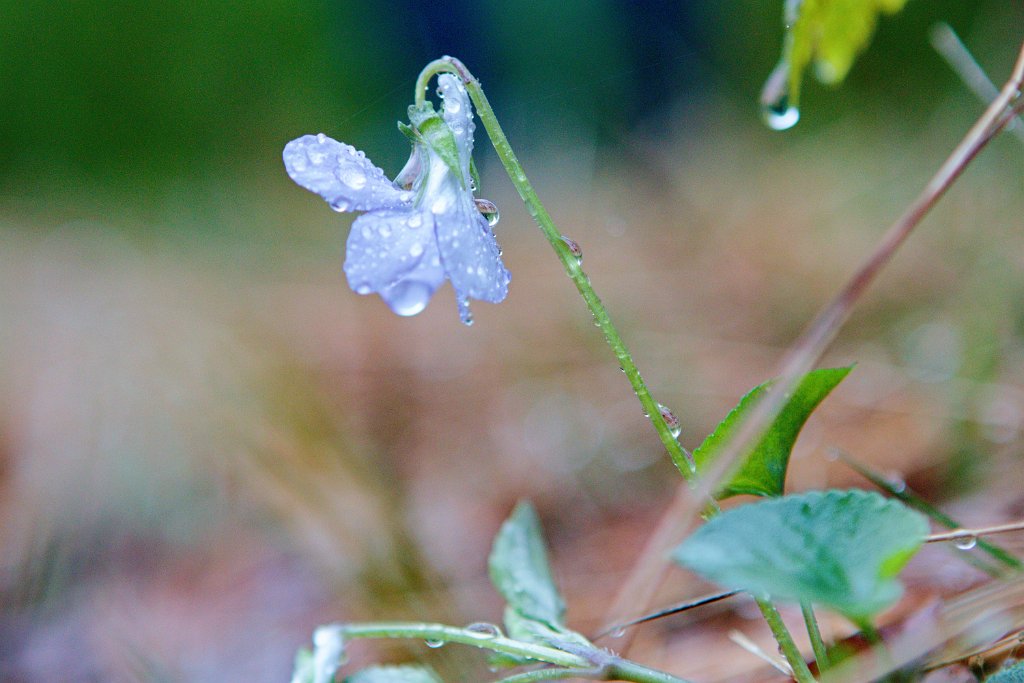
[283, 74, 509, 325]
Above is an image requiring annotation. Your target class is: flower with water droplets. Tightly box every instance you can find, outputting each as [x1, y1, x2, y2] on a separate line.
[283, 74, 509, 325]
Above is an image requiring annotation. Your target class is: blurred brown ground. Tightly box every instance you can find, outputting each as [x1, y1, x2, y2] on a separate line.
[2, 96, 1024, 681]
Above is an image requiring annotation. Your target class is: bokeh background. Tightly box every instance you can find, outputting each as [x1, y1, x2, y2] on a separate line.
[2, 1, 1023, 680]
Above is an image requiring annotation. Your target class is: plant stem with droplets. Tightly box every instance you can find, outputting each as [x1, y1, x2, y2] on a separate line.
[414, 56, 696, 480]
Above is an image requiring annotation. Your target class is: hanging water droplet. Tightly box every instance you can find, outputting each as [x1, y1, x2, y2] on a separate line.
[355, 284, 371, 295]
[475, 198, 499, 227]
[760, 62, 800, 131]
[657, 403, 682, 439]
[464, 622, 502, 639]
[954, 534, 978, 550]
[330, 198, 350, 213]
[385, 281, 432, 317]
[424, 638, 445, 649]
[560, 235, 582, 264]
[762, 98, 800, 131]
[609, 626, 627, 639]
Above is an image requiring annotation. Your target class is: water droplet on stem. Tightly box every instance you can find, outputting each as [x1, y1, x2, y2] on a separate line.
[657, 403, 682, 439]
[465, 622, 502, 639]
[560, 235, 582, 264]
[424, 638, 445, 649]
[954, 534, 978, 550]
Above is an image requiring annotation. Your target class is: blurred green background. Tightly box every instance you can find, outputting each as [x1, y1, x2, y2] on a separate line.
[1, 1, 1022, 680]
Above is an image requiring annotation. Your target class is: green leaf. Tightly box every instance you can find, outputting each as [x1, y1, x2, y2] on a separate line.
[771, 0, 909, 107]
[344, 665, 442, 683]
[988, 662, 1024, 683]
[693, 366, 851, 499]
[673, 489, 929, 621]
[489, 501, 566, 628]
[407, 103, 464, 189]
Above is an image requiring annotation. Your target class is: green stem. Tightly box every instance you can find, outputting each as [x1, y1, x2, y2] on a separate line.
[800, 602, 830, 672]
[338, 622, 588, 668]
[494, 669, 603, 683]
[756, 599, 817, 683]
[414, 57, 696, 480]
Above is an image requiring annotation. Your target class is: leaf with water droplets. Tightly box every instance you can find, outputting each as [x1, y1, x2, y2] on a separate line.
[673, 489, 928, 621]
[770, 0, 909, 111]
[693, 366, 852, 499]
[344, 665, 442, 683]
[489, 501, 566, 628]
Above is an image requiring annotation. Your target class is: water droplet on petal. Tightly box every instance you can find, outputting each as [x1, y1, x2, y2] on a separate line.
[431, 196, 450, 214]
[465, 622, 502, 639]
[378, 224, 392, 238]
[409, 242, 424, 258]
[316, 133, 327, 144]
[360, 225, 373, 239]
[338, 168, 367, 190]
[955, 534, 978, 550]
[386, 281, 432, 316]
[609, 626, 627, 639]
[408, 213, 423, 228]
[657, 403, 682, 439]
[424, 638, 445, 649]
[307, 148, 326, 165]
[447, 98, 462, 114]
[475, 198, 500, 227]
[560, 235, 583, 264]
[457, 297, 473, 326]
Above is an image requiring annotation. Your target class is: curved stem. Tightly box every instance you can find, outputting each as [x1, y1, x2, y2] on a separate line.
[414, 57, 696, 480]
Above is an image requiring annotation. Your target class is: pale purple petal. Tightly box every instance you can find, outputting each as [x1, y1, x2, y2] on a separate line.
[283, 134, 412, 212]
[343, 209, 445, 316]
[437, 74, 474, 179]
[435, 195, 510, 307]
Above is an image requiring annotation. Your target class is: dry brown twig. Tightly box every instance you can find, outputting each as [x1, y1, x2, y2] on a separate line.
[604, 36, 1024, 639]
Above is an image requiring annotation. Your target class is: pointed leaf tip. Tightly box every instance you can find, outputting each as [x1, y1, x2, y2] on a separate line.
[693, 365, 852, 499]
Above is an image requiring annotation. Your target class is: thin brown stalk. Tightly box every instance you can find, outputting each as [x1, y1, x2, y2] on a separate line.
[603, 38, 1024, 634]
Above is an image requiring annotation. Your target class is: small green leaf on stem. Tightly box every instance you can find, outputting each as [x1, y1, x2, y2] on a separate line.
[693, 366, 851, 499]
[673, 489, 928, 621]
[489, 502, 567, 628]
[773, 0, 910, 108]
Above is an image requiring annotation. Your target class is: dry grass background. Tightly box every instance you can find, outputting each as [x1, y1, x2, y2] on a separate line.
[2, 92, 1024, 681]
